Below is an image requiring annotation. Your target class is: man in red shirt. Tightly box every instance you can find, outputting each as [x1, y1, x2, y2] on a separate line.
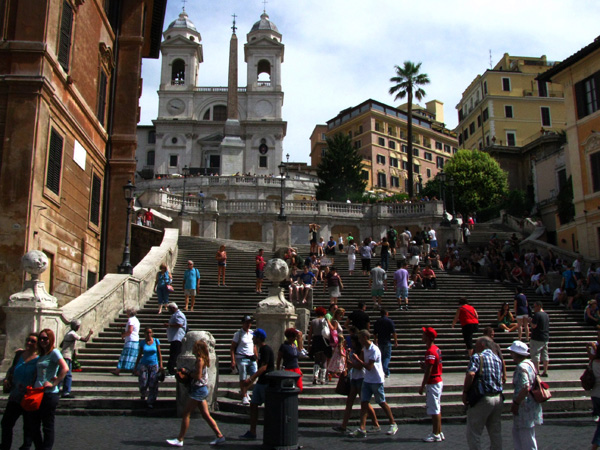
[255, 249, 266, 294]
[421, 264, 438, 290]
[419, 327, 444, 443]
[144, 209, 154, 227]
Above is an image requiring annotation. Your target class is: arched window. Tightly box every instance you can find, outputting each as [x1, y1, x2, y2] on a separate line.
[171, 59, 185, 85]
[146, 150, 155, 166]
[257, 59, 271, 85]
[213, 105, 227, 121]
[202, 109, 210, 120]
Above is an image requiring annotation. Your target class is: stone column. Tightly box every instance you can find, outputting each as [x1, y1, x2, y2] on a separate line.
[272, 220, 291, 252]
[175, 330, 218, 417]
[255, 259, 296, 350]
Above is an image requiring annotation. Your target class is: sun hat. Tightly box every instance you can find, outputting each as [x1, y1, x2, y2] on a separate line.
[507, 340, 529, 356]
[422, 327, 437, 340]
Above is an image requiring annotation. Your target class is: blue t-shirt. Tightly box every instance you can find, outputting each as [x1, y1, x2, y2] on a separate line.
[9, 354, 38, 402]
[34, 349, 63, 393]
[299, 271, 315, 285]
[184, 268, 200, 290]
[139, 338, 160, 366]
[157, 271, 171, 288]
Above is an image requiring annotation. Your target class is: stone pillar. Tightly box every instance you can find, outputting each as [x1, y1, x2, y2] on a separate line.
[255, 259, 296, 350]
[175, 330, 218, 417]
[272, 220, 291, 252]
[3, 251, 65, 369]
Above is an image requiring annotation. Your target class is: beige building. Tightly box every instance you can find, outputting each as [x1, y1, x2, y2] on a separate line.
[311, 99, 458, 195]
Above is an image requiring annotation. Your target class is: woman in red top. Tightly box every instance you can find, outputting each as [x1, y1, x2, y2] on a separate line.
[451, 297, 479, 357]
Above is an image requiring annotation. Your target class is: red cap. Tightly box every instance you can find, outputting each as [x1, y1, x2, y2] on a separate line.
[422, 327, 437, 340]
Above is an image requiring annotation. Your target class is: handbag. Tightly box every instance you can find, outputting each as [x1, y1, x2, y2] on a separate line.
[20, 386, 45, 412]
[466, 353, 485, 407]
[158, 368, 166, 383]
[527, 361, 551, 403]
[167, 284, 175, 292]
[581, 364, 596, 391]
[335, 373, 351, 396]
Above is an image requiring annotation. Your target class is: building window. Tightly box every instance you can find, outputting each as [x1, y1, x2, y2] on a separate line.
[591, 152, 600, 192]
[402, 145, 407, 153]
[354, 140, 362, 149]
[148, 130, 156, 144]
[435, 142, 442, 150]
[505, 105, 513, 118]
[538, 80, 548, 97]
[477, 115, 481, 127]
[146, 150, 155, 166]
[46, 128, 64, 196]
[90, 174, 102, 226]
[414, 164, 420, 174]
[463, 129, 469, 140]
[469, 122, 475, 134]
[169, 155, 178, 167]
[453, 147, 458, 154]
[541, 107, 551, 126]
[413, 148, 419, 157]
[378, 137, 385, 146]
[58, 0, 74, 72]
[412, 134, 420, 144]
[483, 81, 488, 94]
[390, 176, 400, 188]
[444, 144, 451, 153]
[427, 168, 431, 178]
[97, 70, 108, 126]
[424, 152, 432, 161]
[213, 105, 227, 121]
[171, 59, 186, 85]
[376, 154, 386, 165]
[348, 131, 352, 138]
[402, 161, 409, 170]
[390, 157, 399, 168]
[375, 122, 382, 132]
[502, 77, 511, 92]
[321, 133, 326, 140]
[377, 173, 386, 188]
[361, 170, 369, 181]
[506, 131, 516, 146]
[483, 108, 489, 122]
[436, 156, 444, 169]
[321, 148, 327, 157]
[575, 73, 600, 119]
[259, 156, 268, 168]
[388, 140, 396, 150]
[358, 125, 363, 134]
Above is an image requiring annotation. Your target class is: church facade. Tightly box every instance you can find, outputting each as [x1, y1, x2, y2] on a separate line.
[137, 10, 287, 179]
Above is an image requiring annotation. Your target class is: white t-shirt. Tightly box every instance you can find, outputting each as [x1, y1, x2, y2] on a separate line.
[125, 316, 140, 343]
[363, 342, 385, 384]
[233, 328, 255, 357]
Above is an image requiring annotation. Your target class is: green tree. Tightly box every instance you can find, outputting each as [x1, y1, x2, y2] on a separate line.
[430, 149, 509, 213]
[315, 133, 367, 201]
[389, 61, 430, 198]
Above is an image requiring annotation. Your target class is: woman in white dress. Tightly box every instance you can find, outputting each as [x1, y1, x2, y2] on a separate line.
[347, 241, 357, 275]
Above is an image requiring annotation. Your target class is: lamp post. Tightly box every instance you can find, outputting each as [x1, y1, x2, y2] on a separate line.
[117, 180, 135, 275]
[278, 154, 290, 221]
[438, 170, 450, 226]
[179, 165, 189, 216]
[448, 176, 458, 224]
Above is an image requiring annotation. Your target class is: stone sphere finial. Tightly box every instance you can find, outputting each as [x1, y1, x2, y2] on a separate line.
[22, 250, 49, 278]
[264, 258, 289, 283]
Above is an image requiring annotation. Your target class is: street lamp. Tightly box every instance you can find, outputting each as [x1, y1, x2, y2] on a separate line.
[179, 165, 189, 216]
[117, 180, 135, 275]
[448, 176, 458, 224]
[278, 154, 290, 221]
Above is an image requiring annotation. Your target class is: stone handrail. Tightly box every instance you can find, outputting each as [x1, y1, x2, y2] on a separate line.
[59, 228, 179, 345]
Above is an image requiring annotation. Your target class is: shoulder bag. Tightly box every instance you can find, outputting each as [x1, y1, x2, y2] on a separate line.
[581, 363, 595, 391]
[466, 353, 485, 407]
[526, 361, 551, 403]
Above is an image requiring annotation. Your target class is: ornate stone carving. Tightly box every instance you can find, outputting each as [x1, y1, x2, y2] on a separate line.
[99, 43, 115, 72]
[583, 132, 600, 155]
[9, 250, 57, 305]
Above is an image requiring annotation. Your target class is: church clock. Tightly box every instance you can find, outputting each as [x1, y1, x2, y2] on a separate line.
[167, 98, 185, 116]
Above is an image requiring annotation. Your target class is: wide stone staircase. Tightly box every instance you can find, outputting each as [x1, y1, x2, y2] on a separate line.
[5, 230, 595, 423]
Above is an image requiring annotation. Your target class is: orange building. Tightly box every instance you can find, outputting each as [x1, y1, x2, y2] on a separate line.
[0, 0, 166, 313]
[538, 37, 600, 258]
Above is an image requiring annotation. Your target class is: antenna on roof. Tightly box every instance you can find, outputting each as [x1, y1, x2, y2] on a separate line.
[232, 13, 237, 34]
[489, 49, 492, 69]
[263, 0, 268, 13]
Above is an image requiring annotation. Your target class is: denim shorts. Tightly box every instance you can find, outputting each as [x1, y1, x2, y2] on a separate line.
[251, 383, 267, 405]
[361, 381, 386, 403]
[236, 356, 257, 382]
[189, 384, 209, 402]
[396, 287, 409, 299]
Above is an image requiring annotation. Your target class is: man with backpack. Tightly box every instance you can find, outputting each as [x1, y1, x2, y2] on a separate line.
[387, 226, 398, 259]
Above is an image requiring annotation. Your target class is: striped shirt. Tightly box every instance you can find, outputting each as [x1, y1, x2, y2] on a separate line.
[467, 349, 503, 394]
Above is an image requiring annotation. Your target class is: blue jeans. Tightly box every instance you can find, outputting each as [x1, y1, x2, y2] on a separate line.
[380, 341, 392, 377]
[60, 359, 72, 396]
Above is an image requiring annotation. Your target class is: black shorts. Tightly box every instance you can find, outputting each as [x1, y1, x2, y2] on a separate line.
[256, 269, 264, 279]
[462, 323, 479, 350]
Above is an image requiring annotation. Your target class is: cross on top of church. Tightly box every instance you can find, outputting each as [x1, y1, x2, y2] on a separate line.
[182, 0, 187, 11]
[262, 0, 268, 13]
[232, 13, 237, 34]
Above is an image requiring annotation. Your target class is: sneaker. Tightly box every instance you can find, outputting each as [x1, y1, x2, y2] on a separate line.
[209, 436, 226, 446]
[404, 305, 409, 311]
[369, 426, 381, 433]
[166, 438, 184, 447]
[440, 432, 445, 441]
[240, 431, 256, 440]
[422, 433, 442, 442]
[387, 424, 398, 435]
[593, 415, 599, 423]
[351, 429, 367, 438]
[242, 396, 250, 406]
[332, 426, 346, 433]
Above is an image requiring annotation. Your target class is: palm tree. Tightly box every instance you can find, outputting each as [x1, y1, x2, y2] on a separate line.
[389, 61, 430, 198]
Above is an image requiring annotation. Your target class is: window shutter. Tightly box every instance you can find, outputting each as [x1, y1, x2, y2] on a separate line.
[575, 80, 587, 119]
[58, 1, 73, 72]
[46, 129, 63, 195]
[97, 71, 107, 126]
[90, 174, 102, 225]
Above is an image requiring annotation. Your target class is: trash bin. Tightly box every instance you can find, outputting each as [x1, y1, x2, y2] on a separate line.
[264, 370, 301, 450]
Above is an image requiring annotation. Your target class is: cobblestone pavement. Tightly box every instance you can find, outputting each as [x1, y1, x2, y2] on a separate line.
[9, 415, 594, 449]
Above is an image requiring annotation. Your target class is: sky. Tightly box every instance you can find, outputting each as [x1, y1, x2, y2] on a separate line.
[139, 0, 600, 164]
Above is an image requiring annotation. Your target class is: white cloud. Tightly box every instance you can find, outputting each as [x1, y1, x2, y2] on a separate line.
[140, 0, 600, 163]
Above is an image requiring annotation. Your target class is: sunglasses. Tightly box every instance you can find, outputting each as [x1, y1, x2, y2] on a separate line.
[26, 338, 37, 344]
[39, 336, 49, 342]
